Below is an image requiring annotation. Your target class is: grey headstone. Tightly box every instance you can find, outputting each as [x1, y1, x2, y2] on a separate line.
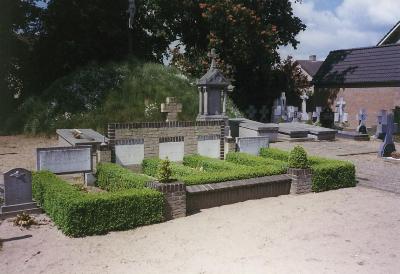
[1, 168, 40, 217]
[379, 113, 396, 157]
[236, 137, 269, 155]
[3, 168, 33, 206]
[37, 146, 92, 174]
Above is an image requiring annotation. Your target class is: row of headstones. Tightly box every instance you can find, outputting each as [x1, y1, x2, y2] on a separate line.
[272, 92, 323, 123]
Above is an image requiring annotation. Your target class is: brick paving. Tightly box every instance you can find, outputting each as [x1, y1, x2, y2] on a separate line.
[272, 138, 400, 194]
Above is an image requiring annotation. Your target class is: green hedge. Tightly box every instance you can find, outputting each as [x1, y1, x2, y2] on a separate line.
[225, 152, 287, 169]
[32, 171, 163, 237]
[96, 162, 153, 191]
[259, 148, 356, 192]
[143, 155, 286, 186]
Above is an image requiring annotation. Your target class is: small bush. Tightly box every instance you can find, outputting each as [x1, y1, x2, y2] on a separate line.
[96, 162, 153, 191]
[157, 158, 174, 183]
[33, 171, 163, 237]
[288, 146, 309, 169]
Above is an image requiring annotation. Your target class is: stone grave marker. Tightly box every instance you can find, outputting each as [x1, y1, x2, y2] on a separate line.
[376, 109, 388, 140]
[334, 97, 348, 124]
[236, 136, 269, 156]
[379, 113, 396, 157]
[245, 105, 257, 120]
[300, 93, 309, 121]
[161, 97, 182, 122]
[1, 168, 40, 218]
[356, 109, 368, 134]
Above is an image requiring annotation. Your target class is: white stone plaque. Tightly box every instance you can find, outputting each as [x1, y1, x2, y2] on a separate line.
[37, 146, 92, 174]
[198, 140, 220, 159]
[236, 137, 269, 156]
[159, 142, 184, 162]
[115, 144, 144, 166]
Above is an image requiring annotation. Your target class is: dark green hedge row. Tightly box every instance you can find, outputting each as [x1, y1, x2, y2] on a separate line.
[225, 152, 288, 169]
[143, 155, 286, 186]
[32, 171, 163, 237]
[259, 148, 356, 192]
[96, 162, 153, 192]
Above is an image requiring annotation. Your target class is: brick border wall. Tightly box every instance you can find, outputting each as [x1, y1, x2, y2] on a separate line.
[185, 175, 291, 213]
[287, 168, 312, 194]
[108, 121, 225, 162]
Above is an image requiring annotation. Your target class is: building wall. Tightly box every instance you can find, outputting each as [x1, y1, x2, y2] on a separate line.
[108, 121, 224, 165]
[335, 87, 400, 128]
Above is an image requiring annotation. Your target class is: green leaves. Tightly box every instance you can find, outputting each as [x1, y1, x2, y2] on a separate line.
[288, 145, 309, 169]
[157, 158, 174, 183]
[32, 171, 163, 237]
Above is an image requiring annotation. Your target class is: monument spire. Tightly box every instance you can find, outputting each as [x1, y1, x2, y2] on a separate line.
[208, 48, 219, 70]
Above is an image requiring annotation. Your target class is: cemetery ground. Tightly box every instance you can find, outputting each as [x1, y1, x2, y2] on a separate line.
[1, 135, 400, 273]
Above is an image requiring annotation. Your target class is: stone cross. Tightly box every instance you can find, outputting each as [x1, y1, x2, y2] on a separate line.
[335, 97, 348, 123]
[300, 93, 309, 121]
[280, 92, 287, 112]
[357, 109, 368, 134]
[376, 110, 388, 140]
[208, 48, 219, 69]
[379, 113, 396, 157]
[161, 97, 182, 122]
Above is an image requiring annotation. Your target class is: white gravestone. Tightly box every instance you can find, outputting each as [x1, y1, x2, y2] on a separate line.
[159, 142, 184, 162]
[115, 139, 144, 166]
[37, 146, 92, 174]
[198, 139, 220, 159]
[236, 137, 269, 156]
[300, 94, 309, 121]
[335, 97, 348, 123]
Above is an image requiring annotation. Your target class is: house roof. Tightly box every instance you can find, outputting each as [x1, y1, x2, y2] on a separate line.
[296, 60, 323, 77]
[314, 43, 400, 87]
[377, 21, 400, 46]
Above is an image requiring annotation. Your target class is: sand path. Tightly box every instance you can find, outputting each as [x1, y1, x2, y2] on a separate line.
[1, 187, 399, 274]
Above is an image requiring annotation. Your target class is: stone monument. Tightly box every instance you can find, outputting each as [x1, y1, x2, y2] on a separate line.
[334, 97, 348, 124]
[1, 168, 40, 218]
[300, 93, 309, 121]
[375, 109, 388, 140]
[161, 97, 182, 122]
[356, 109, 367, 134]
[379, 113, 396, 157]
[196, 49, 231, 121]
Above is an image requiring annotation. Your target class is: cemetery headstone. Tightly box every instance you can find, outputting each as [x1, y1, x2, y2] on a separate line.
[161, 97, 182, 122]
[334, 97, 348, 124]
[379, 113, 396, 157]
[259, 105, 270, 122]
[375, 109, 388, 140]
[300, 94, 309, 121]
[356, 109, 368, 134]
[1, 168, 40, 217]
[236, 136, 269, 155]
[320, 108, 334, 128]
[246, 105, 257, 120]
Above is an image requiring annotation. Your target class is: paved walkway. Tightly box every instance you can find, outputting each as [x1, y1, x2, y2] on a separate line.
[272, 138, 400, 194]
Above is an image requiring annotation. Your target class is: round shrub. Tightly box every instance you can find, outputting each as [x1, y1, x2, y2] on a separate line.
[288, 146, 309, 169]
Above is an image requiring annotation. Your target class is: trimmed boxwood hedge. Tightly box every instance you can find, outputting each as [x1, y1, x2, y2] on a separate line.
[259, 147, 356, 192]
[96, 162, 153, 191]
[32, 171, 163, 237]
[143, 155, 286, 186]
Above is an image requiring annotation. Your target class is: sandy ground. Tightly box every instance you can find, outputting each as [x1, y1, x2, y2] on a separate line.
[1, 135, 400, 273]
[0, 135, 58, 174]
[0, 187, 399, 274]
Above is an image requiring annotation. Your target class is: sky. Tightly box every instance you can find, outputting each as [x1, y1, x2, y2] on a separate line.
[280, 0, 400, 61]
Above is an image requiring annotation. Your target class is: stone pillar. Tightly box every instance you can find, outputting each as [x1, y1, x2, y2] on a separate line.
[203, 88, 208, 115]
[222, 90, 227, 115]
[147, 181, 186, 220]
[198, 87, 203, 114]
[97, 149, 111, 163]
[287, 168, 312, 194]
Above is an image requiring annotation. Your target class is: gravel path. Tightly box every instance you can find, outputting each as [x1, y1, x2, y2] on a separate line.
[272, 138, 400, 194]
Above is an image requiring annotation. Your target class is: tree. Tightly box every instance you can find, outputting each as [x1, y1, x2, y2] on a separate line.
[170, 0, 305, 117]
[274, 56, 311, 107]
[0, 0, 39, 133]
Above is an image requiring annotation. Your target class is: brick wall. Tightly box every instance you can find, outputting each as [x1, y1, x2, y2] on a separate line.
[320, 86, 400, 128]
[108, 121, 224, 162]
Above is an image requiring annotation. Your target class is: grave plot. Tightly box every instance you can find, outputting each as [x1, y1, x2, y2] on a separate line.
[278, 122, 337, 140]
